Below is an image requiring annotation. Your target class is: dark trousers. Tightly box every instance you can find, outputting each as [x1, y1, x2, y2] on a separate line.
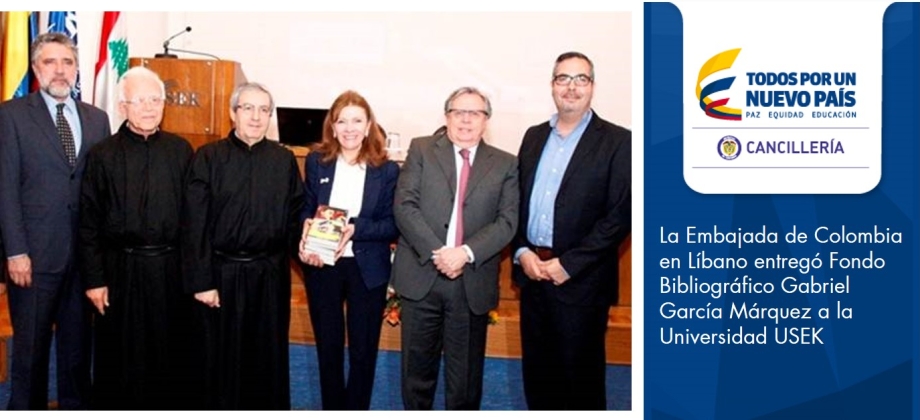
[7, 268, 91, 410]
[520, 280, 609, 410]
[305, 258, 387, 410]
[400, 275, 489, 410]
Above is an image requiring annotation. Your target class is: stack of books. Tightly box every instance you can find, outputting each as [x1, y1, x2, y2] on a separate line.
[302, 205, 349, 266]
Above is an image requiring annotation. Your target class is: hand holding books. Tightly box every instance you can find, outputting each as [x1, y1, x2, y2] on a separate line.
[333, 224, 355, 260]
[298, 219, 323, 268]
[299, 205, 352, 266]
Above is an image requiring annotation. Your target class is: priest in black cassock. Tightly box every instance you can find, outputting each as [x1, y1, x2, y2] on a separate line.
[182, 82, 305, 410]
[78, 66, 196, 409]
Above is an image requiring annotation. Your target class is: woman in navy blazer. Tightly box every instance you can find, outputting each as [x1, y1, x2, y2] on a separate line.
[298, 90, 400, 410]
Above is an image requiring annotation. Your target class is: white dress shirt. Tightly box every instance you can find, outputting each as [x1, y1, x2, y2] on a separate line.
[328, 155, 366, 258]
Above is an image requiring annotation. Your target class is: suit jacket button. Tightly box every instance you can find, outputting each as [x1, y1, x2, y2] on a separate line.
[70, 174, 75, 180]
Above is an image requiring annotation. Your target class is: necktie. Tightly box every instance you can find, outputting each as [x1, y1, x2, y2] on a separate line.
[56, 103, 77, 166]
[455, 149, 471, 247]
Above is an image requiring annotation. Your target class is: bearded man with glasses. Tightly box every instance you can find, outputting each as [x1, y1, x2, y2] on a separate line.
[0, 32, 110, 410]
[513, 51, 632, 410]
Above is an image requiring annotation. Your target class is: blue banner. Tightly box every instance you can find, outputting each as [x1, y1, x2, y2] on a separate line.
[644, 2, 919, 419]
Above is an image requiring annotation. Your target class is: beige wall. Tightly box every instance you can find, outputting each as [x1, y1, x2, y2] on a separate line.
[74, 11, 631, 155]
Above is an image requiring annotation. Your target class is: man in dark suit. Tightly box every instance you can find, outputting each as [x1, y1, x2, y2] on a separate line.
[0, 32, 111, 409]
[513, 51, 631, 410]
[392, 87, 519, 410]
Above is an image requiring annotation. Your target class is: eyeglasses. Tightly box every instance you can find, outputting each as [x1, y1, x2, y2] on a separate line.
[447, 109, 489, 119]
[122, 96, 164, 106]
[237, 103, 272, 115]
[552, 73, 593, 87]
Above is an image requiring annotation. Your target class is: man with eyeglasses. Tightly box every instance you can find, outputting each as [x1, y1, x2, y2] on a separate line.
[392, 86, 519, 410]
[0, 32, 110, 410]
[181, 82, 304, 409]
[78, 65, 196, 409]
[513, 51, 631, 410]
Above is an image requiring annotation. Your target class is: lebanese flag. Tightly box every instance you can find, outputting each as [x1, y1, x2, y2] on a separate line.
[93, 11, 128, 132]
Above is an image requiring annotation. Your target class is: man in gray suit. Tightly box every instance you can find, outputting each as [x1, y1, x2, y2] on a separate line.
[0, 32, 110, 409]
[392, 87, 519, 410]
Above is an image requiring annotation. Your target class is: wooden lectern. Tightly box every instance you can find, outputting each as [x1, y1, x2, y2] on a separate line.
[128, 58, 247, 150]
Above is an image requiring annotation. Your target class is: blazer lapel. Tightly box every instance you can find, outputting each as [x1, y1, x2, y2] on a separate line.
[317, 158, 336, 205]
[27, 93, 69, 165]
[433, 135, 457, 197]
[559, 112, 602, 193]
[522, 124, 552, 197]
[463, 143, 494, 200]
[360, 164, 383, 218]
[74, 102, 95, 166]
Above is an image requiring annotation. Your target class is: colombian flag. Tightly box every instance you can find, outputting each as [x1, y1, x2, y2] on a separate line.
[1, 11, 37, 101]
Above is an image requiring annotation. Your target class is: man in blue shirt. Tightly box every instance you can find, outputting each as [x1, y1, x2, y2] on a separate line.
[513, 51, 632, 410]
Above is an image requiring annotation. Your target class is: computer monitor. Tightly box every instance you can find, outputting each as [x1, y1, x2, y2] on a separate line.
[276, 107, 328, 146]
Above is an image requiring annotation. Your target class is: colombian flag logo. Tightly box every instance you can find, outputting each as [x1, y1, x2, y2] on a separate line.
[696, 48, 742, 121]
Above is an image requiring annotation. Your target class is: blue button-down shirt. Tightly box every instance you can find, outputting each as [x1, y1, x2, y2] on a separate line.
[526, 109, 592, 250]
[40, 90, 83, 155]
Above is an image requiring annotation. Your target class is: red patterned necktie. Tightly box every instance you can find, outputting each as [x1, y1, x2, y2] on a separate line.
[455, 149, 471, 247]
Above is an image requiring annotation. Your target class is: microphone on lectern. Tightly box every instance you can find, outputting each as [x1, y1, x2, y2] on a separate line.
[155, 26, 192, 59]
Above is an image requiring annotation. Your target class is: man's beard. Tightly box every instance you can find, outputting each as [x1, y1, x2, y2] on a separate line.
[556, 93, 587, 115]
[41, 80, 73, 99]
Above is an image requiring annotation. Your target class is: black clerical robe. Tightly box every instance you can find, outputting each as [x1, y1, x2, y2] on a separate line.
[182, 132, 304, 410]
[78, 122, 195, 409]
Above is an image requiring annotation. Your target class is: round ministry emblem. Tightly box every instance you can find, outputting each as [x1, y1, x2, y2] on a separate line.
[718, 135, 741, 160]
